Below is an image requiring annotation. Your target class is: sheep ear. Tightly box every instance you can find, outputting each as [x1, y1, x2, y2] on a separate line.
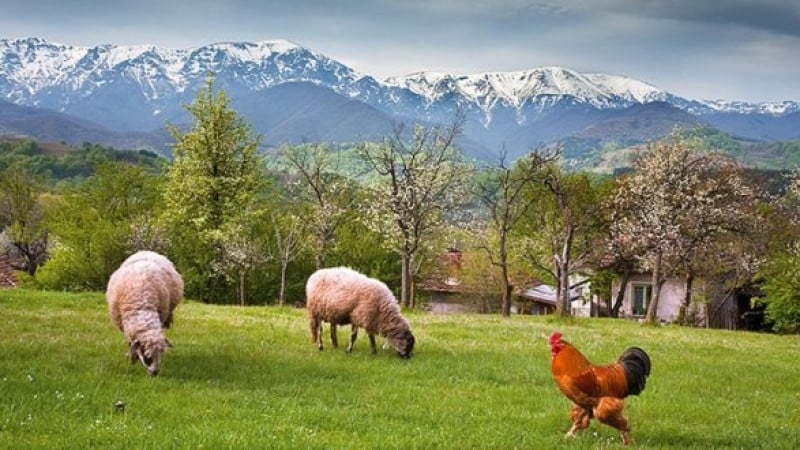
[131, 340, 141, 351]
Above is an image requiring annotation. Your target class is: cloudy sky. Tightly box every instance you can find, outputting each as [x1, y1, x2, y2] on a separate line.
[2, 0, 799, 102]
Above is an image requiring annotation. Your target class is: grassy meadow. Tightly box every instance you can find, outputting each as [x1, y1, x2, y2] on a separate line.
[1, 288, 799, 449]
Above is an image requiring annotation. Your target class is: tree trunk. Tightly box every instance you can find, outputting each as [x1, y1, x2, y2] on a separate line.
[612, 270, 631, 318]
[557, 258, 571, 316]
[279, 261, 288, 306]
[555, 226, 574, 316]
[238, 270, 247, 306]
[677, 273, 694, 325]
[645, 252, 663, 323]
[400, 253, 411, 307]
[314, 233, 326, 270]
[500, 231, 512, 317]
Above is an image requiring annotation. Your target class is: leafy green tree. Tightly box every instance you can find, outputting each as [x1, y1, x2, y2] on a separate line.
[39, 162, 162, 290]
[0, 164, 50, 275]
[757, 170, 800, 333]
[759, 242, 800, 333]
[162, 73, 265, 302]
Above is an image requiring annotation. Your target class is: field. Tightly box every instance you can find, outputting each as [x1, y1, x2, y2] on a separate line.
[1, 289, 799, 449]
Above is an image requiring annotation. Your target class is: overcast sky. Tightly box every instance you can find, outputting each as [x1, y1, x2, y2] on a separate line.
[2, 0, 799, 102]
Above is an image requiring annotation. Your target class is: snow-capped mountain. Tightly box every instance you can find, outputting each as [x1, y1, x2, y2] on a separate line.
[1, 37, 799, 160]
[386, 67, 670, 110]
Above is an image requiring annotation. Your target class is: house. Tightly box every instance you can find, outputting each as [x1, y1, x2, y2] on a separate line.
[612, 273, 692, 323]
[515, 283, 587, 315]
[419, 248, 602, 317]
[611, 272, 767, 330]
[417, 248, 482, 313]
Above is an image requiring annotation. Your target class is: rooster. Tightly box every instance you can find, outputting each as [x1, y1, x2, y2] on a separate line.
[548, 331, 651, 445]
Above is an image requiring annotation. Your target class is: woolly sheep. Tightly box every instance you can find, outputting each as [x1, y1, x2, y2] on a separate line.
[106, 250, 183, 376]
[305, 267, 415, 358]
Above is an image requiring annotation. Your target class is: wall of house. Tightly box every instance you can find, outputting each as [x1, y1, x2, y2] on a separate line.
[612, 273, 686, 322]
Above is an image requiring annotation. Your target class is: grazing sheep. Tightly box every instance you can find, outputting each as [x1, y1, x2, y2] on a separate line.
[305, 267, 415, 358]
[106, 251, 183, 376]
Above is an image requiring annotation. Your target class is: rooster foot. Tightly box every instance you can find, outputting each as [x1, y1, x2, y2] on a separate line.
[620, 431, 633, 445]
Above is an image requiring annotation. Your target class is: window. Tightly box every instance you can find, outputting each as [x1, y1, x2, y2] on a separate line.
[632, 284, 652, 316]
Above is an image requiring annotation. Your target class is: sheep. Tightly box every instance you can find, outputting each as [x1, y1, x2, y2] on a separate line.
[305, 267, 415, 358]
[106, 250, 183, 376]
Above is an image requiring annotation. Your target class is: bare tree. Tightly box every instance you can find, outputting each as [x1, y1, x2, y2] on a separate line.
[519, 163, 606, 316]
[358, 117, 474, 307]
[475, 147, 557, 316]
[281, 143, 358, 269]
[214, 219, 271, 306]
[271, 214, 305, 306]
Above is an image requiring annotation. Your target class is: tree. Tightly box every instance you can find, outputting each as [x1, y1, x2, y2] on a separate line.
[518, 163, 606, 316]
[0, 165, 49, 275]
[475, 148, 557, 317]
[162, 73, 265, 302]
[40, 162, 161, 290]
[270, 213, 305, 306]
[759, 242, 800, 333]
[757, 170, 800, 333]
[281, 143, 358, 269]
[358, 118, 474, 307]
[609, 137, 761, 323]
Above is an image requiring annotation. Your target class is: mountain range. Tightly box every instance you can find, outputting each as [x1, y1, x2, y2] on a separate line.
[1, 37, 799, 164]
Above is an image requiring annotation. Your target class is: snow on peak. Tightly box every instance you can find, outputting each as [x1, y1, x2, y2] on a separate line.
[0, 37, 372, 102]
[385, 66, 668, 110]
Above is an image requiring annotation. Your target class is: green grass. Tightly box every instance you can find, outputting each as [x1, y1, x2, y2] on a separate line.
[1, 289, 799, 449]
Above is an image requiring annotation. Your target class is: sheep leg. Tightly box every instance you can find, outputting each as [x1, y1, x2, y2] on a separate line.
[368, 333, 377, 354]
[330, 323, 338, 348]
[310, 317, 323, 350]
[347, 326, 358, 353]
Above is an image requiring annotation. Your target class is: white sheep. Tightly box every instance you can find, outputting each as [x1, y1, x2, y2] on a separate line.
[106, 250, 183, 376]
[305, 267, 415, 358]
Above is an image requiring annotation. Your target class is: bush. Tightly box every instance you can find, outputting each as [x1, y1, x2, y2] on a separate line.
[759, 243, 800, 333]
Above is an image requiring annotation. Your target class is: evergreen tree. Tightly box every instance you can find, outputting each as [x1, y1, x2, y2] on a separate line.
[162, 73, 265, 302]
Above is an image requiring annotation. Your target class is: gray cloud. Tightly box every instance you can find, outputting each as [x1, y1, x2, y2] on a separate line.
[0, 0, 798, 101]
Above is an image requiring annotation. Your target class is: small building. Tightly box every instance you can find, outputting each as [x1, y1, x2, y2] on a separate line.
[612, 273, 690, 323]
[611, 272, 767, 330]
[515, 283, 588, 316]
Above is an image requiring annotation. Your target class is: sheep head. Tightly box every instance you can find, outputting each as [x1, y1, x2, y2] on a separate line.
[390, 330, 415, 359]
[128, 333, 170, 376]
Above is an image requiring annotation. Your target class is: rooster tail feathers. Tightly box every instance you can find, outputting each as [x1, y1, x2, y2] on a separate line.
[618, 346, 651, 396]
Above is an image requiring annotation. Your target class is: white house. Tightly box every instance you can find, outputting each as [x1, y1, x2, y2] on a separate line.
[611, 273, 705, 323]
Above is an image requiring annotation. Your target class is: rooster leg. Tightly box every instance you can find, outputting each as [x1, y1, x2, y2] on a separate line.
[595, 397, 632, 445]
[566, 404, 592, 438]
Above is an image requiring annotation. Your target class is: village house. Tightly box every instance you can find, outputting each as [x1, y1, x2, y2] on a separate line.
[611, 272, 767, 330]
